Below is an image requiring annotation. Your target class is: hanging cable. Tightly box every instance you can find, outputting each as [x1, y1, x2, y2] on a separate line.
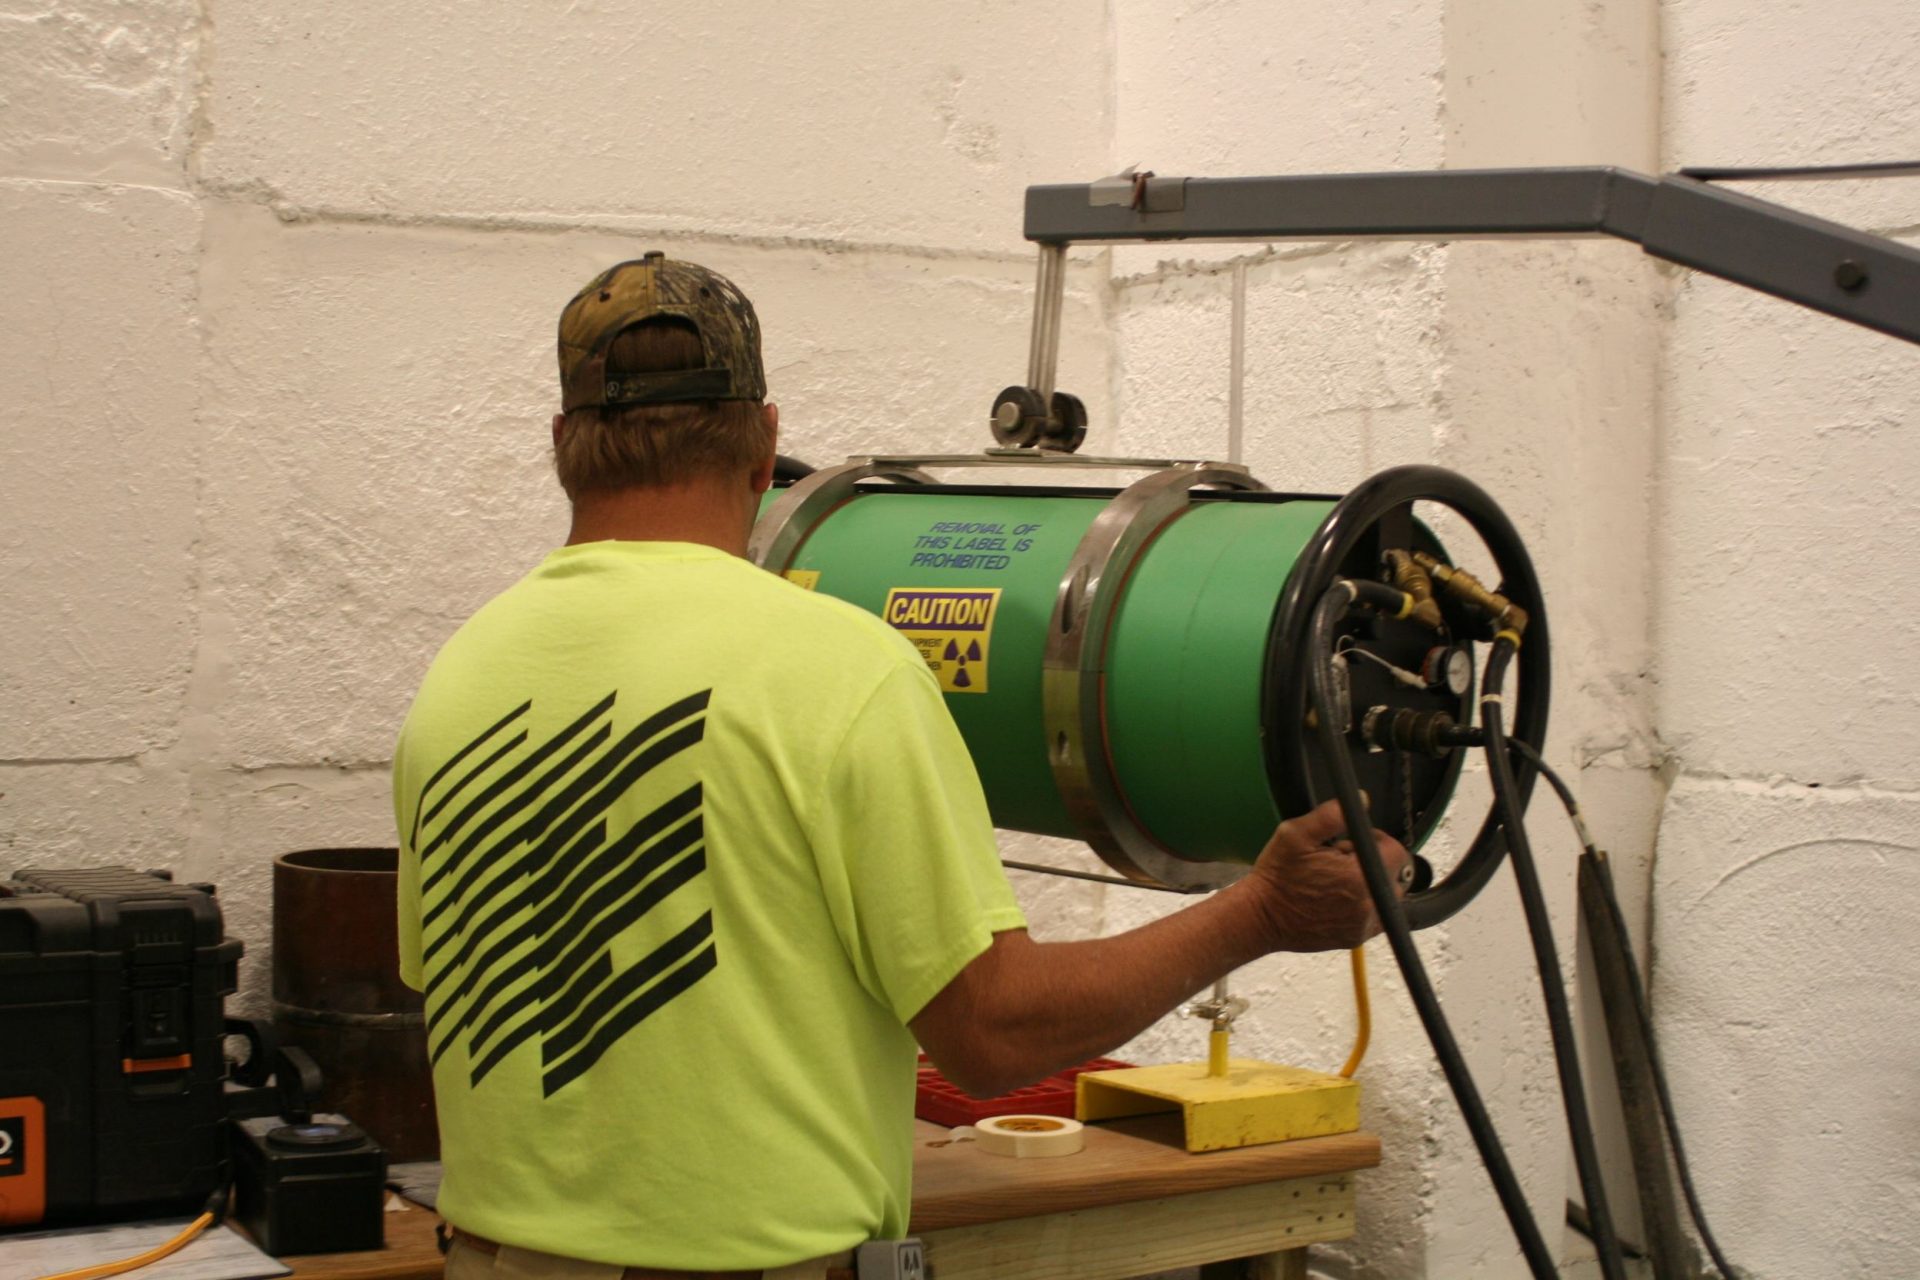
[1509, 738, 1739, 1280]
[1481, 637, 1629, 1280]
[1307, 579, 1559, 1279]
[1338, 946, 1372, 1078]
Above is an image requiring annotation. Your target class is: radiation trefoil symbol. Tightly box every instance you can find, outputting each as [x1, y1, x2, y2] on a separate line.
[944, 638, 984, 689]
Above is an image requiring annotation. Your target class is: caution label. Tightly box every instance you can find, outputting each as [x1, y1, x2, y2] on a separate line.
[782, 569, 820, 591]
[883, 587, 1001, 694]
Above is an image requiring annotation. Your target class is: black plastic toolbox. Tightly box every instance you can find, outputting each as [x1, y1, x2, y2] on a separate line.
[0, 867, 241, 1228]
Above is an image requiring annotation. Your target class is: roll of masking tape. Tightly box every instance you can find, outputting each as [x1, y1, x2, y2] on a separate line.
[972, 1114, 1086, 1158]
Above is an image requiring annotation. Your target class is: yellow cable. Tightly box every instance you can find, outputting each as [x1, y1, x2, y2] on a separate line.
[33, 1212, 215, 1280]
[1338, 946, 1372, 1078]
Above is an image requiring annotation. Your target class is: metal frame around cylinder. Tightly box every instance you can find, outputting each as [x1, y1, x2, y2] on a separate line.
[751, 451, 1252, 569]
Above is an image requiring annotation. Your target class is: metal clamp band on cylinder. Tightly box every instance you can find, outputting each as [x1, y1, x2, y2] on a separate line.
[1041, 465, 1266, 890]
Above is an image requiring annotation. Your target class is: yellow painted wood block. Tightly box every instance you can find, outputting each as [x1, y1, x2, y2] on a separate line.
[1075, 1059, 1360, 1153]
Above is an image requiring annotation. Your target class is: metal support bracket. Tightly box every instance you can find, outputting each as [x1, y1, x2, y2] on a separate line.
[1017, 165, 1920, 348]
[1027, 243, 1066, 404]
[990, 245, 1088, 453]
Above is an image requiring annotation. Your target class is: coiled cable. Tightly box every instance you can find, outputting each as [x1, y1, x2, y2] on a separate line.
[1510, 737, 1738, 1280]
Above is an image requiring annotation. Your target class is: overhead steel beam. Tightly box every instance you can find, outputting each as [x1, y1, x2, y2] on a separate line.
[1023, 166, 1920, 348]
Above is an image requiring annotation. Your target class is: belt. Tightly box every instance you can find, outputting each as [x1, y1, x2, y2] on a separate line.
[446, 1225, 855, 1280]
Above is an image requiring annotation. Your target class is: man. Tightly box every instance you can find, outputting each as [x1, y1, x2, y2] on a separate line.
[394, 253, 1411, 1279]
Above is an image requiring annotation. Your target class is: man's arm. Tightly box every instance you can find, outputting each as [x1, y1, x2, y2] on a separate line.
[910, 799, 1410, 1098]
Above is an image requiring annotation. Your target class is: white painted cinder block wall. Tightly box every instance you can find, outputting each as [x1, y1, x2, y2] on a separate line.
[3, 3, 1916, 1277]
[1650, 3, 1920, 1278]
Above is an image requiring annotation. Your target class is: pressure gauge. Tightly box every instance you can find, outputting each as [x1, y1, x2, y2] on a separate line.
[1424, 645, 1474, 696]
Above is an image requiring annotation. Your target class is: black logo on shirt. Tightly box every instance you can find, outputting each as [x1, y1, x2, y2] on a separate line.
[411, 689, 718, 1096]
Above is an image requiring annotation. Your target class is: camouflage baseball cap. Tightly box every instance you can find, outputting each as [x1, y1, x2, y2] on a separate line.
[557, 252, 766, 412]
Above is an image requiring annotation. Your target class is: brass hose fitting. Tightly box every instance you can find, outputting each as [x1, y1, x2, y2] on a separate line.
[1412, 551, 1530, 641]
[1382, 549, 1445, 632]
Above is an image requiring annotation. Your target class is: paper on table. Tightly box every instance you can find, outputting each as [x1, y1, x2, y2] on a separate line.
[0, 1218, 290, 1280]
[385, 1160, 442, 1211]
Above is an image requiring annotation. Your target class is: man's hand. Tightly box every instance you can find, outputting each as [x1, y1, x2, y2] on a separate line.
[1242, 798, 1413, 952]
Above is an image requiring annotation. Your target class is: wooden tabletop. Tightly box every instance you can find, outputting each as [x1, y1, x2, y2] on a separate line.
[907, 1116, 1379, 1232]
[281, 1119, 1382, 1277]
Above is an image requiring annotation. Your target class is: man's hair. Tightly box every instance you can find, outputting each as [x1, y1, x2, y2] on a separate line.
[553, 318, 772, 497]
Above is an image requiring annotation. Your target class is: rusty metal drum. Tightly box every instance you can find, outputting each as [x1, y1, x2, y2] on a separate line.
[271, 847, 438, 1160]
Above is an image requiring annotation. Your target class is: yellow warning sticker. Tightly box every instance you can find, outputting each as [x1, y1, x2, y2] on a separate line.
[783, 569, 820, 591]
[883, 586, 1002, 694]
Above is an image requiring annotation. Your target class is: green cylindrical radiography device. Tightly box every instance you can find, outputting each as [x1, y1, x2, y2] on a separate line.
[753, 458, 1478, 892]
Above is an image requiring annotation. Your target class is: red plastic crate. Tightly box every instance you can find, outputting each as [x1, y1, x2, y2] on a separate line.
[914, 1055, 1133, 1128]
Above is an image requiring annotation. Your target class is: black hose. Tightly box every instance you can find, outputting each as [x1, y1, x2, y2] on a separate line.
[773, 454, 816, 483]
[1510, 738, 1739, 1280]
[1306, 583, 1560, 1279]
[1000, 859, 1193, 894]
[1510, 739, 1587, 841]
[1481, 640, 1629, 1280]
[1567, 1199, 1646, 1260]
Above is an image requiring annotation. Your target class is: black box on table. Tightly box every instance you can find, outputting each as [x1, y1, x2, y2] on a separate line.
[0, 867, 240, 1229]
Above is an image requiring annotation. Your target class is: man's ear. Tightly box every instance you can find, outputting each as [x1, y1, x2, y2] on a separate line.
[551, 412, 567, 451]
[749, 403, 780, 494]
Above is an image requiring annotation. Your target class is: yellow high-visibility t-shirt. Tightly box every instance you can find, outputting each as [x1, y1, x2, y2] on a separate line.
[393, 540, 1024, 1270]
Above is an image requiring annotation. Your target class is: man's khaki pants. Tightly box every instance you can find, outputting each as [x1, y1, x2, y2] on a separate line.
[447, 1235, 633, 1280]
[445, 1233, 855, 1280]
